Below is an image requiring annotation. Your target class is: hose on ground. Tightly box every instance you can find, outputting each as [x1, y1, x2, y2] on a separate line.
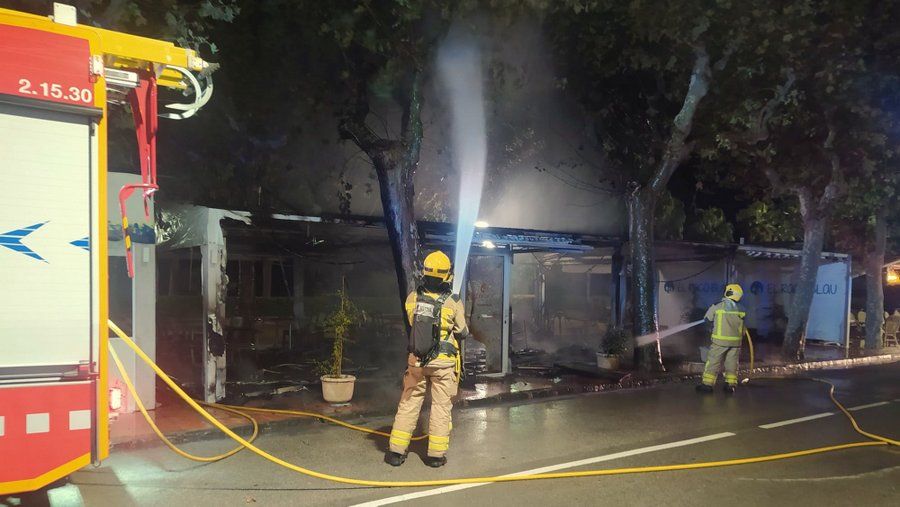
[206, 403, 428, 442]
[109, 319, 896, 488]
[109, 344, 260, 462]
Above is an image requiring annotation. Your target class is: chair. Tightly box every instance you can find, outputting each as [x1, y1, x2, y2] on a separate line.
[884, 318, 900, 348]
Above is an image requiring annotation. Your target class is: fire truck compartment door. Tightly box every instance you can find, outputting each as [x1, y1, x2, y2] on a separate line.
[0, 102, 93, 377]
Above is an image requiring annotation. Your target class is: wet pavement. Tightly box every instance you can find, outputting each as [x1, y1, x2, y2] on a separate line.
[108, 372, 618, 448]
[106, 343, 898, 448]
[8, 362, 898, 506]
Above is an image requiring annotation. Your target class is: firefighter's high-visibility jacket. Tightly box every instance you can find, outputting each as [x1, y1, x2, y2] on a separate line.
[704, 297, 746, 347]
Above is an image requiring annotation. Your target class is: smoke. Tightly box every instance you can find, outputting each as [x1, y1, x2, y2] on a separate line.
[436, 33, 487, 294]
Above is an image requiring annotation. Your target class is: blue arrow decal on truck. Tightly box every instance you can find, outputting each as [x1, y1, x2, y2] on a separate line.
[0, 222, 48, 261]
[70, 236, 90, 252]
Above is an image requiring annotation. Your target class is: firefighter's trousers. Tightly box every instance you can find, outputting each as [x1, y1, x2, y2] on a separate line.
[702, 343, 740, 387]
[389, 355, 458, 458]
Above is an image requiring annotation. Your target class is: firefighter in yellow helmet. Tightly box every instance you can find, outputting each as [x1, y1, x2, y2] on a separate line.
[385, 250, 473, 468]
[697, 284, 746, 394]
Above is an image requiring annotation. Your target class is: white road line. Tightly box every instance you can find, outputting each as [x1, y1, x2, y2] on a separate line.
[759, 399, 894, 429]
[847, 401, 891, 411]
[350, 432, 736, 507]
[759, 412, 835, 429]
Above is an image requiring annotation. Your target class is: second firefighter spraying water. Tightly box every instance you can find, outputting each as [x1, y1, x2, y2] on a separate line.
[697, 284, 747, 394]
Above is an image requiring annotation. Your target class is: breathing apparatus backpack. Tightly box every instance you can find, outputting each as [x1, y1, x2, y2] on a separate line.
[409, 287, 450, 363]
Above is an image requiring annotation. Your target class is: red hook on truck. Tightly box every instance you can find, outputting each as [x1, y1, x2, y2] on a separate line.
[119, 71, 158, 278]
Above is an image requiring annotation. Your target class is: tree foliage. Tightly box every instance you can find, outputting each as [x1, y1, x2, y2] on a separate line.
[543, 0, 762, 369]
[686, 207, 733, 243]
[735, 199, 801, 244]
[654, 190, 685, 241]
[9, 0, 238, 50]
[687, 0, 900, 358]
[545, 0, 745, 190]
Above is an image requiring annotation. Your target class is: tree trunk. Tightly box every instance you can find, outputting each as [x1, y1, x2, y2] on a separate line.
[864, 210, 887, 351]
[339, 71, 424, 325]
[373, 157, 420, 316]
[627, 187, 663, 371]
[617, 46, 712, 372]
[783, 214, 827, 360]
[778, 148, 844, 362]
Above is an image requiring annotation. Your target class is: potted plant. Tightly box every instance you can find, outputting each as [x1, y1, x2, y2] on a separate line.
[317, 282, 360, 404]
[597, 327, 629, 370]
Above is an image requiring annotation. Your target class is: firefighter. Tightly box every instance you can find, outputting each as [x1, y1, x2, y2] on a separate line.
[385, 250, 473, 468]
[696, 284, 746, 394]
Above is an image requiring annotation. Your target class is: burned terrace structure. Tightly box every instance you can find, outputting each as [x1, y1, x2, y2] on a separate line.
[132, 204, 854, 403]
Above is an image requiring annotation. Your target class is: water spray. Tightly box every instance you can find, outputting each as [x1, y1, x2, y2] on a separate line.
[634, 320, 756, 383]
[633, 319, 706, 347]
[436, 35, 487, 294]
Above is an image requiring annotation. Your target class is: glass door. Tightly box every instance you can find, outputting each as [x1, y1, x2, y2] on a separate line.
[463, 254, 509, 375]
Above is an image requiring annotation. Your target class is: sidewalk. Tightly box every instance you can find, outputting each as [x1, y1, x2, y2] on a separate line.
[109, 346, 899, 449]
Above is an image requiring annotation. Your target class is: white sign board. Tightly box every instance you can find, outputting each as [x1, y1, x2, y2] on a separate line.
[806, 261, 850, 343]
[735, 259, 849, 344]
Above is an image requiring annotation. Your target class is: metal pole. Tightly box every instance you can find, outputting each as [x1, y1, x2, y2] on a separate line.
[501, 248, 512, 375]
[610, 246, 623, 329]
[844, 257, 853, 358]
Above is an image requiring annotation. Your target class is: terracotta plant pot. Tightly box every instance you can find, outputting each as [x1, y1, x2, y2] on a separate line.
[596, 353, 621, 371]
[321, 374, 356, 403]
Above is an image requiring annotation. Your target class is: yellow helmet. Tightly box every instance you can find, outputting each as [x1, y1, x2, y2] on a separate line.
[423, 251, 452, 282]
[724, 283, 743, 302]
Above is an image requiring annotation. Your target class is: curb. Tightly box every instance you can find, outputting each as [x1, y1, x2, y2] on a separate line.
[744, 353, 900, 376]
[611, 353, 900, 390]
[111, 353, 899, 450]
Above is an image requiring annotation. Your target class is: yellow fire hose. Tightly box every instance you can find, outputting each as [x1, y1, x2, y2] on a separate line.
[108, 320, 897, 488]
[109, 344, 261, 461]
[746, 328, 755, 371]
[198, 402, 428, 442]
[741, 328, 755, 384]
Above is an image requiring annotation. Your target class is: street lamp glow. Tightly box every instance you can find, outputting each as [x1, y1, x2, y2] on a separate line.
[474, 220, 489, 229]
[482, 240, 496, 249]
[887, 267, 900, 286]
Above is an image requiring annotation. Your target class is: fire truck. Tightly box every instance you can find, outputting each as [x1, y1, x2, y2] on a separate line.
[0, 4, 210, 494]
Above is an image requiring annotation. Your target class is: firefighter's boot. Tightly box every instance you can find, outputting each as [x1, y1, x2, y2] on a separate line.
[384, 451, 407, 467]
[695, 384, 714, 394]
[424, 456, 447, 468]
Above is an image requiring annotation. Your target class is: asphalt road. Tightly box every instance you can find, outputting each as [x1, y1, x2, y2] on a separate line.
[6, 363, 899, 507]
